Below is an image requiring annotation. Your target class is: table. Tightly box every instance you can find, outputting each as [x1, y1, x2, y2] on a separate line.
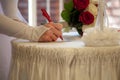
[9, 32, 120, 80]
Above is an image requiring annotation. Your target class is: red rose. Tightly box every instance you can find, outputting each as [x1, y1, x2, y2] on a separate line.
[73, 0, 89, 10]
[79, 11, 94, 25]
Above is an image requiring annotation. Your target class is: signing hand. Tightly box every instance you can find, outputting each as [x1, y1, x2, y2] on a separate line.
[38, 22, 63, 42]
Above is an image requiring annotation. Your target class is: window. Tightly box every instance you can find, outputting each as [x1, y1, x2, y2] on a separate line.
[18, 0, 120, 28]
[18, 0, 65, 26]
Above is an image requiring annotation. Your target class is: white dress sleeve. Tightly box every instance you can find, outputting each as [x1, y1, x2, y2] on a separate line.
[0, 0, 27, 23]
[0, 15, 49, 41]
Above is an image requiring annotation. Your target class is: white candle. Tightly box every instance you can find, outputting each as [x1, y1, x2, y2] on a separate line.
[59, 0, 64, 22]
[28, 0, 37, 26]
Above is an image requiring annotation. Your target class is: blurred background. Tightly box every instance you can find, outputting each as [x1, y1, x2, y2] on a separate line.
[18, 0, 120, 27]
[1, 1, 120, 80]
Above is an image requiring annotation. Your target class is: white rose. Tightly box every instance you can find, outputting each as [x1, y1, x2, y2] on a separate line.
[90, 0, 98, 4]
[86, 3, 98, 16]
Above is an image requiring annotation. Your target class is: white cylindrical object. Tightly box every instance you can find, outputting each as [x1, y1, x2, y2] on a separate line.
[46, 0, 50, 15]
[59, 0, 64, 22]
[28, 0, 37, 26]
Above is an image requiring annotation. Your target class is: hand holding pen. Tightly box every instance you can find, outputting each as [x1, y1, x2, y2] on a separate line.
[41, 9, 63, 40]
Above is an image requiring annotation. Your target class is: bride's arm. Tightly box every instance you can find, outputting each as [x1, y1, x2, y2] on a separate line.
[0, 15, 49, 41]
[0, 15, 63, 42]
[0, 0, 27, 23]
[0, 0, 63, 41]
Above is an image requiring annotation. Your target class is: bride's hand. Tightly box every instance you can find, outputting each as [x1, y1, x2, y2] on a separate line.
[38, 22, 63, 42]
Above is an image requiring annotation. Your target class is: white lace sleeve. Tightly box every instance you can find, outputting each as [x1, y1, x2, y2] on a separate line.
[0, 15, 49, 41]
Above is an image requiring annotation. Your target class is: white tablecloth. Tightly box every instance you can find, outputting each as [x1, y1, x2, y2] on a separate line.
[9, 32, 120, 80]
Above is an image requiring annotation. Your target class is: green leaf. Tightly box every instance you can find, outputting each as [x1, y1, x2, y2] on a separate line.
[61, 10, 70, 22]
[69, 10, 80, 26]
[64, 0, 73, 12]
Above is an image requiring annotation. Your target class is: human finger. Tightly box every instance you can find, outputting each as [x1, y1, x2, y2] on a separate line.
[52, 23, 63, 30]
[50, 33, 58, 41]
[45, 22, 63, 30]
[38, 30, 53, 42]
[50, 27, 62, 37]
[48, 22, 63, 30]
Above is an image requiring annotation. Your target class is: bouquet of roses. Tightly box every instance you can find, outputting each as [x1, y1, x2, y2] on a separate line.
[61, 0, 98, 36]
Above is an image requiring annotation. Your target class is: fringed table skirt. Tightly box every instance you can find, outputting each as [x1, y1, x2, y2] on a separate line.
[9, 36, 120, 80]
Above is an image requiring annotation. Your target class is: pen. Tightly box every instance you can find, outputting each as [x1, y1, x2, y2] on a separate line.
[41, 8, 63, 40]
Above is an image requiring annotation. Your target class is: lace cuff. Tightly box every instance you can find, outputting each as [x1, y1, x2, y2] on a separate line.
[31, 26, 50, 41]
[13, 25, 50, 41]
